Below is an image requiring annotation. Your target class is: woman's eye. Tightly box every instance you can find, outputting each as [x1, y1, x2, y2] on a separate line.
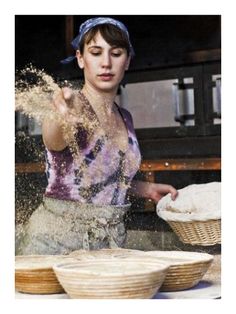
[111, 49, 124, 57]
[111, 52, 122, 57]
[89, 50, 123, 57]
[91, 51, 101, 56]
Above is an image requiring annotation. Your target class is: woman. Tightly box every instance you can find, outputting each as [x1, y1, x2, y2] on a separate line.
[16, 17, 177, 255]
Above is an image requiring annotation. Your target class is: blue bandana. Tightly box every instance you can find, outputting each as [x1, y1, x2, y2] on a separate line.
[61, 17, 134, 64]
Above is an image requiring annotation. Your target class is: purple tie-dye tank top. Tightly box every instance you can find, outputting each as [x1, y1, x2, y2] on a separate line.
[44, 92, 141, 205]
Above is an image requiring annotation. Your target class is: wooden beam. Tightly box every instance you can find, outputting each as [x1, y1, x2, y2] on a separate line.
[15, 158, 221, 174]
[140, 158, 221, 171]
[65, 16, 74, 56]
[15, 162, 45, 173]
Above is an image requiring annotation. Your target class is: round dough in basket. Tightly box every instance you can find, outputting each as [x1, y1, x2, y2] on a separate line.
[156, 182, 221, 221]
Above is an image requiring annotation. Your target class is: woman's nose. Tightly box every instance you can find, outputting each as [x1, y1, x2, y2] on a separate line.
[101, 52, 112, 68]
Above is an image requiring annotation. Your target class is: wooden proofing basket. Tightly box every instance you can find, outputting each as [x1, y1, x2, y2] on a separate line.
[53, 257, 169, 299]
[144, 251, 214, 291]
[15, 255, 70, 294]
[167, 219, 221, 246]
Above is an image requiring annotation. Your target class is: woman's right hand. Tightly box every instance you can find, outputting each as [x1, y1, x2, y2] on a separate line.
[52, 87, 79, 125]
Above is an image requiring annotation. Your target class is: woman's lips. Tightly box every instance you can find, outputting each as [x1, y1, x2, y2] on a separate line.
[98, 73, 114, 81]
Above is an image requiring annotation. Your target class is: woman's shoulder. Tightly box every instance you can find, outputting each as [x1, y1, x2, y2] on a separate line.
[118, 106, 133, 122]
[117, 106, 136, 134]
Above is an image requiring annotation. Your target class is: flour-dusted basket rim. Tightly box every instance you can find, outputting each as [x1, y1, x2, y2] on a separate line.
[15, 255, 71, 270]
[69, 247, 145, 259]
[156, 182, 221, 246]
[144, 251, 214, 291]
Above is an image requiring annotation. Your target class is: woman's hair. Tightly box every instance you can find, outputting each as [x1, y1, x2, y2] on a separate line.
[79, 24, 131, 55]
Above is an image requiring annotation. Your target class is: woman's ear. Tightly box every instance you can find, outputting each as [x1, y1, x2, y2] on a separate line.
[125, 55, 131, 71]
[76, 50, 84, 69]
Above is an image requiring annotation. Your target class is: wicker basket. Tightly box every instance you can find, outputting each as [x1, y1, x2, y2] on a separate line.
[156, 182, 221, 246]
[167, 219, 221, 246]
[144, 251, 214, 291]
[15, 255, 71, 294]
[53, 257, 169, 299]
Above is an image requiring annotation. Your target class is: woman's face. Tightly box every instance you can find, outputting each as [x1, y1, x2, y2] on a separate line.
[76, 31, 130, 94]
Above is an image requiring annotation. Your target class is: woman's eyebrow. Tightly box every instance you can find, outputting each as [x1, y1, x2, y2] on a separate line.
[88, 45, 102, 49]
[88, 45, 123, 50]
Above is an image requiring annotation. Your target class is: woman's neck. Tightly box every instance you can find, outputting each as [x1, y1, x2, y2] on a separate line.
[81, 84, 117, 115]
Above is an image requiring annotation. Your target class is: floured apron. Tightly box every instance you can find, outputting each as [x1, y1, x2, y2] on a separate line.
[16, 196, 130, 255]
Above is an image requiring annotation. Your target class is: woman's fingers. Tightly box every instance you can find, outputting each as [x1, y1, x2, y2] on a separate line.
[52, 87, 74, 114]
[169, 185, 178, 200]
[51, 87, 81, 126]
[156, 183, 178, 201]
[62, 87, 72, 99]
[62, 87, 74, 107]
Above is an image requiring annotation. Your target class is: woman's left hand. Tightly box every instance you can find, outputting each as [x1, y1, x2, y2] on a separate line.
[146, 182, 178, 203]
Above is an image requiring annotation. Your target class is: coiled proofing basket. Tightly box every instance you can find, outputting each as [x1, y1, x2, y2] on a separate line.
[166, 219, 221, 246]
[156, 182, 221, 246]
